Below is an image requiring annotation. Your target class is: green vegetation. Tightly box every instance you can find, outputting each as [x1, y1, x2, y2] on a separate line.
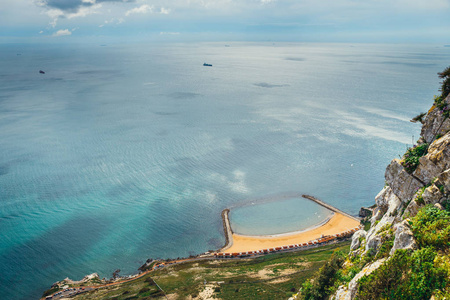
[301, 250, 345, 300]
[410, 112, 426, 124]
[434, 95, 450, 118]
[68, 242, 350, 300]
[374, 225, 394, 260]
[361, 220, 371, 231]
[415, 186, 427, 205]
[357, 205, 450, 300]
[401, 143, 428, 173]
[299, 204, 450, 300]
[410, 205, 450, 251]
[431, 66, 450, 118]
[438, 66, 450, 100]
[357, 248, 448, 300]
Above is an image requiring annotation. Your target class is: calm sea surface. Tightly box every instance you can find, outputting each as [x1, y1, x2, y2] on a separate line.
[0, 42, 449, 299]
[229, 196, 334, 236]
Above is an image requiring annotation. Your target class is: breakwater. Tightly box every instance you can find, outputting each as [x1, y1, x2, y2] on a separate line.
[219, 209, 233, 252]
[301, 195, 360, 222]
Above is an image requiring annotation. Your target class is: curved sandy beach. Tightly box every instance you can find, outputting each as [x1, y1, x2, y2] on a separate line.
[225, 212, 360, 253]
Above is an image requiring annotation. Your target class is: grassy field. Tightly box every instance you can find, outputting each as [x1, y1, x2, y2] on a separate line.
[67, 241, 350, 300]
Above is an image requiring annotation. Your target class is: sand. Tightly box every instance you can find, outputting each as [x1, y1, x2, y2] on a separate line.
[225, 212, 360, 253]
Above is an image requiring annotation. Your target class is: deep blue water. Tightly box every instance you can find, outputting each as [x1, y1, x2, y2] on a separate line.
[0, 42, 449, 299]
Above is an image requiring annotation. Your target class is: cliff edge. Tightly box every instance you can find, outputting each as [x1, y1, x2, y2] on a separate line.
[301, 68, 450, 300]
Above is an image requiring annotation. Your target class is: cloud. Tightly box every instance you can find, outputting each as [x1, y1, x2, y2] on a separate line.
[38, 0, 133, 26]
[53, 29, 72, 36]
[159, 7, 170, 14]
[125, 4, 152, 16]
[39, 0, 134, 13]
[45, 3, 102, 27]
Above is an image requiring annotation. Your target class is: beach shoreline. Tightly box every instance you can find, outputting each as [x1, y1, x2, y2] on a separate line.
[220, 195, 361, 254]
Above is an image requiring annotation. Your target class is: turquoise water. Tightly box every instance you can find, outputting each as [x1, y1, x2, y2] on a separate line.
[229, 196, 333, 235]
[1, 42, 449, 299]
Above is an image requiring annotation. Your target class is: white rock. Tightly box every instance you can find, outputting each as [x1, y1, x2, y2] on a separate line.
[332, 259, 386, 300]
[350, 230, 367, 251]
[390, 220, 417, 255]
[385, 159, 423, 203]
[423, 184, 444, 205]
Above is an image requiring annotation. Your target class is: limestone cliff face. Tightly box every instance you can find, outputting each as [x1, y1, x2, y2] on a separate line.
[332, 94, 450, 300]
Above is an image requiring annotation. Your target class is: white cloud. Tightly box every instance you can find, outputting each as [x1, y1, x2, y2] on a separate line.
[125, 4, 153, 17]
[53, 29, 72, 37]
[159, 7, 170, 14]
[67, 4, 102, 19]
[46, 9, 64, 27]
[45, 3, 101, 27]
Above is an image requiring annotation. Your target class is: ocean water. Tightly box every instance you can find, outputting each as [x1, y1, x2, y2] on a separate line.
[229, 196, 333, 236]
[0, 42, 449, 299]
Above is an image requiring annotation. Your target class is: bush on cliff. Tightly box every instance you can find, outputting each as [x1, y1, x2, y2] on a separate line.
[411, 205, 450, 251]
[401, 143, 428, 174]
[301, 250, 345, 300]
[439, 66, 450, 99]
[357, 248, 448, 300]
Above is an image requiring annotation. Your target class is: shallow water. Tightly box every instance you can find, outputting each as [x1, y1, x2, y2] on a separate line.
[0, 42, 449, 299]
[229, 196, 333, 235]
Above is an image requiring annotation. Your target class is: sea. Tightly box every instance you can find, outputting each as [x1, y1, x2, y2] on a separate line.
[0, 42, 449, 299]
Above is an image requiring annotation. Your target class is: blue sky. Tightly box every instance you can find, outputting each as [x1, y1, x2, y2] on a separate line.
[1, 0, 450, 43]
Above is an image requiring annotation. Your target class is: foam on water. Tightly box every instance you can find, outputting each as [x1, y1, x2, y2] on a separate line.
[0, 42, 449, 299]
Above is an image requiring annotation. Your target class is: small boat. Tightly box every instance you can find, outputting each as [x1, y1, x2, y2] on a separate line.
[203, 63, 212, 67]
[39, 70, 45, 74]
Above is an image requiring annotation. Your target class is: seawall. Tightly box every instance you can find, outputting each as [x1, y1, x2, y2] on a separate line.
[219, 209, 233, 252]
[302, 194, 360, 222]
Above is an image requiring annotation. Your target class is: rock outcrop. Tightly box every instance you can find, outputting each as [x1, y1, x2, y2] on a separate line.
[332, 259, 386, 300]
[389, 219, 417, 255]
[420, 94, 450, 144]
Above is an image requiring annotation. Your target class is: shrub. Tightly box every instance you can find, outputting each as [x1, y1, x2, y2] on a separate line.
[434, 95, 450, 118]
[357, 248, 448, 300]
[401, 143, 428, 173]
[411, 112, 427, 124]
[415, 186, 426, 205]
[411, 205, 450, 251]
[442, 199, 450, 211]
[438, 66, 450, 99]
[139, 287, 150, 294]
[357, 249, 410, 300]
[301, 251, 345, 300]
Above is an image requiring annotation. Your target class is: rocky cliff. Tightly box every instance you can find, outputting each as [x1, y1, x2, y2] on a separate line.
[329, 93, 450, 300]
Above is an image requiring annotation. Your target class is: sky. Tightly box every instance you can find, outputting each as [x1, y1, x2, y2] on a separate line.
[1, 0, 450, 43]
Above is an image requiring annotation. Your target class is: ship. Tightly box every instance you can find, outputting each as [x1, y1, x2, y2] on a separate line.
[203, 63, 212, 67]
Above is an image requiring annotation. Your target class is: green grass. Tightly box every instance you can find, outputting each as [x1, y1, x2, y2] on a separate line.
[69, 242, 350, 300]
